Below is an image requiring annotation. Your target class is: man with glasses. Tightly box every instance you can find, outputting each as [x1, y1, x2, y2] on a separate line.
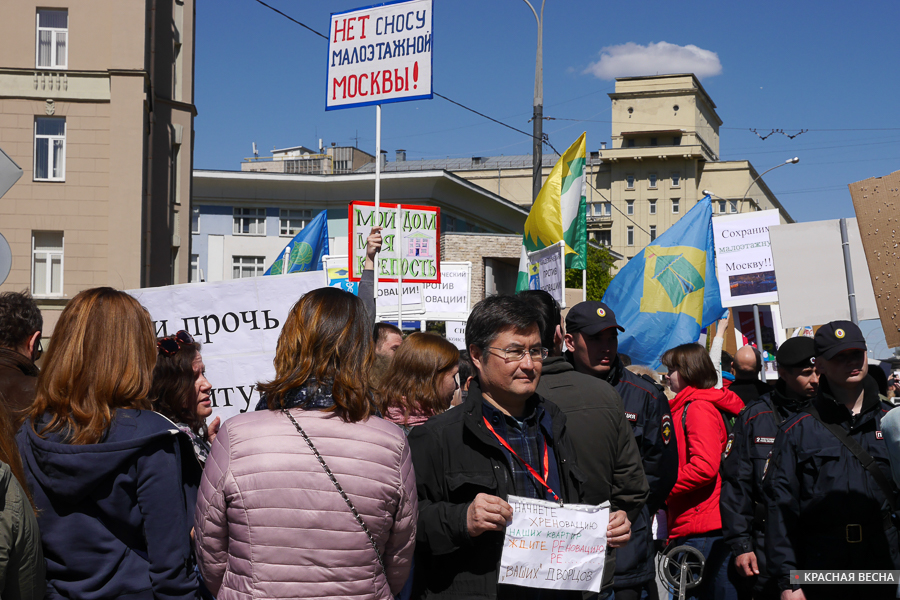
[764, 321, 899, 600]
[409, 295, 621, 600]
[0, 291, 42, 428]
[565, 300, 678, 600]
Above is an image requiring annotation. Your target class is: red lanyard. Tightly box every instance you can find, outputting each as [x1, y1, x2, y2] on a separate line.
[483, 416, 561, 504]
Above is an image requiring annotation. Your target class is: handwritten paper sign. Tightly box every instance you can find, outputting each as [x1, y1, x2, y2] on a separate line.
[499, 496, 609, 592]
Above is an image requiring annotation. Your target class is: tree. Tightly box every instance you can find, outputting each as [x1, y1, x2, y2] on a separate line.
[565, 244, 616, 301]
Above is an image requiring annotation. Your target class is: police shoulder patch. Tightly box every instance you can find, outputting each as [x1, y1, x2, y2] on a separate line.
[661, 414, 673, 445]
[723, 433, 735, 458]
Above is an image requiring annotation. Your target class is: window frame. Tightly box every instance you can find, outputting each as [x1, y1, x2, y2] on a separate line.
[648, 173, 658, 189]
[33, 117, 66, 182]
[598, 230, 612, 246]
[626, 226, 634, 246]
[729, 200, 738, 213]
[279, 208, 312, 237]
[649, 199, 657, 215]
[625, 174, 635, 190]
[233, 207, 266, 236]
[191, 206, 200, 234]
[672, 198, 681, 214]
[232, 255, 266, 279]
[650, 225, 657, 242]
[35, 9, 68, 70]
[31, 231, 64, 297]
[626, 200, 634, 216]
[671, 173, 681, 188]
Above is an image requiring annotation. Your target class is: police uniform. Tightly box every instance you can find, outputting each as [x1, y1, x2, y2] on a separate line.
[720, 337, 816, 599]
[566, 302, 679, 595]
[762, 322, 899, 599]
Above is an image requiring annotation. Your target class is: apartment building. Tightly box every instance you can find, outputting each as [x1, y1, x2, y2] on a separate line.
[0, 0, 195, 334]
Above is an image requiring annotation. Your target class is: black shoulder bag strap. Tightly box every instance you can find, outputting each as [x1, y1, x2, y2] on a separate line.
[805, 403, 897, 526]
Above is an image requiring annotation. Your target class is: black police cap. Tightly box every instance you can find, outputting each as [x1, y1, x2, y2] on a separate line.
[814, 320, 867, 360]
[565, 301, 625, 337]
[776, 336, 816, 368]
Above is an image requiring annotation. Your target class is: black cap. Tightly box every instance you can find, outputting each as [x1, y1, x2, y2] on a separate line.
[776, 337, 816, 368]
[814, 320, 867, 360]
[565, 301, 625, 336]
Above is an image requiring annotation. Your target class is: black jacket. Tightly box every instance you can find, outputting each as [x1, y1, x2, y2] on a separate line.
[604, 358, 678, 587]
[729, 377, 774, 406]
[720, 380, 809, 595]
[408, 381, 585, 599]
[536, 356, 649, 590]
[763, 377, 899, 596]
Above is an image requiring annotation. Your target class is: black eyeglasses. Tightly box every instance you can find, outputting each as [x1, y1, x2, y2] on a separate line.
[157, 330, 195, 357]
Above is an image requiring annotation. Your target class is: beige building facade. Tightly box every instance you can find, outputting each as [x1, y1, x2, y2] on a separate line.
[0, 0, 195, 334]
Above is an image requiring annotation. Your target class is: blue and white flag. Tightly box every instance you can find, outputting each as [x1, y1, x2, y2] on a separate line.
[602, 196, 723, 370]
[264, 210, 329, 275]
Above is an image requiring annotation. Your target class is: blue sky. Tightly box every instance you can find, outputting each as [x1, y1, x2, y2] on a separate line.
[193, 0, 900, 353]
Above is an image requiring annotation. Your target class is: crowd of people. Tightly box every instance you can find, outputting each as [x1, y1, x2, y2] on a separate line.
[0, 255, 898, 600]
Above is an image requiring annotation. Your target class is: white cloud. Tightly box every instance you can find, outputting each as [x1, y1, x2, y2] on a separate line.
[583, 42, 722, 80]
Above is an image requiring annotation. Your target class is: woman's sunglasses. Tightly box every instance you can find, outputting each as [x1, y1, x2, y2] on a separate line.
[157, 330, 195, 357]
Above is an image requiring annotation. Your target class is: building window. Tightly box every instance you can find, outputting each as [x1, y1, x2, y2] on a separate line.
[650, 225, 657, 242]
[650, 137, 658, 147]
[626, 200, 634, 215]
[279, 209, 311, 236]
[170, 144, 181, 204]
[34, 117, 65, 181]
[649, 174, 657, 189]
[649, 200, 657, 215]
[36, 9, 67, 69]
[718, 200, 726, 214]
[625, 175, 635, 190]
[602, 202, 611, 216]
[233, 208, 266, 235]
[626, 139, 635, 148]
[598, 230, 611, 246]
[190, 254, 202, 282]
[672, 199, 680, 214]
[627, 226, 634, 246]
[729, 200, 738, 213]
[673, 136, 682, 146]
[191, 207, 200, 233]
[671, 173, 681, 188]
[232, 256, 265, 279]
[32, 231, 64, 296]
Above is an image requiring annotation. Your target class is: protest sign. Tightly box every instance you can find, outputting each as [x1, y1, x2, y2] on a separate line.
[445, 320, 466, 350]
[499, 496, 609, 593]
[127, 271, 327, 422]
[848, 170, 900, 347]
[348, 201, 440, 283]
[712, 210, 781, 307]
[327, 0, 433, 110]
[527, 241, 566, 308]
[421, 261, 470, 320]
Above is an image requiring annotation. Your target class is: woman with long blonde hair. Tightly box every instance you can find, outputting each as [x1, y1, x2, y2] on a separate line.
[17, 287, 201, 600]
[194, 286, 416, 600]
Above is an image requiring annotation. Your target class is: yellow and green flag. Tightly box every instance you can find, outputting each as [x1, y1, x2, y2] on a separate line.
[516, 133, 588, 292]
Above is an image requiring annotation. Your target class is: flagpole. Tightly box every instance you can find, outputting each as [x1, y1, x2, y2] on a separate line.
[374, 104, 382, 305]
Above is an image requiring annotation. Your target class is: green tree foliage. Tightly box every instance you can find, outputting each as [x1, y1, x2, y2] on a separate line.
[565, 244, 616, 301]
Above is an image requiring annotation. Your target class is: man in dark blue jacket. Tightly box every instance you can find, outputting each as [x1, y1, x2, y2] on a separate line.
[763, 321, 899, 600]
[721, 336, 818, 599]
[565, 301, 678, 600]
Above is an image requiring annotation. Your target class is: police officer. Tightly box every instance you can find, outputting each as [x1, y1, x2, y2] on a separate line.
[763, 321, 899, 600]
[721, 336, 818, 599]
[566, 301, 678, 600]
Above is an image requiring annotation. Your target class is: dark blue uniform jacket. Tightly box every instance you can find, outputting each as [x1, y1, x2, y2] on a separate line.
[721, 380, 809, 592]
[606, 358, 678, 587]
[763, 377, 899, 594]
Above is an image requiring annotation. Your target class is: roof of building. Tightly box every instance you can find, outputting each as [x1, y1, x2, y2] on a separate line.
[355, 153, 558, 173]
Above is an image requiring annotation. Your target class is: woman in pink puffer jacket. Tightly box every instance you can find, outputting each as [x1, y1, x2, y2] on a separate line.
[194, 287, 417, 600]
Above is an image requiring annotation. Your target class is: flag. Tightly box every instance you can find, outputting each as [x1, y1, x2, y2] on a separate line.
[515, 133, 588, 291]
[602, 195, 723, 370]
[264, 210, 330, 275]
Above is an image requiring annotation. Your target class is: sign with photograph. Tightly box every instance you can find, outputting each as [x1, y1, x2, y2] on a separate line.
[327, 0, 433, 110]
[348, 201, 440, 284]
[712, 210, 781, 307]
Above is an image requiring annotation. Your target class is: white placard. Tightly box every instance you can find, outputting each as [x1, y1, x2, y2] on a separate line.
[499, 496, 609, 593]
[128, 271, 328, 423]
[349, 201, 440, 284]
[445, 320, 466, 350]
[421, 262, 471, 320]
[712, 210, 781, 307]
[527, 242, 566, 308]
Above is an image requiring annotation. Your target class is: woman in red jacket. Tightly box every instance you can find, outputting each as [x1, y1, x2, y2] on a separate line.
[662, 343, 744, 600]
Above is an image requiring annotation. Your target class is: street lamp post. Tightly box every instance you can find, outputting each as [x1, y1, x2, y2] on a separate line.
[742, 156, 799, 211]
[523, 0, 545, 203]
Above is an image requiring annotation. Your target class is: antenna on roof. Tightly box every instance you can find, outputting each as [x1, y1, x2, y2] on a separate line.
[252, 142, 258, 158]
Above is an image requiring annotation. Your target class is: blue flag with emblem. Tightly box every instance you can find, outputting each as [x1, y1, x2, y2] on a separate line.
[264, 210, 329, 275]
[602, 195, 723, 370]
